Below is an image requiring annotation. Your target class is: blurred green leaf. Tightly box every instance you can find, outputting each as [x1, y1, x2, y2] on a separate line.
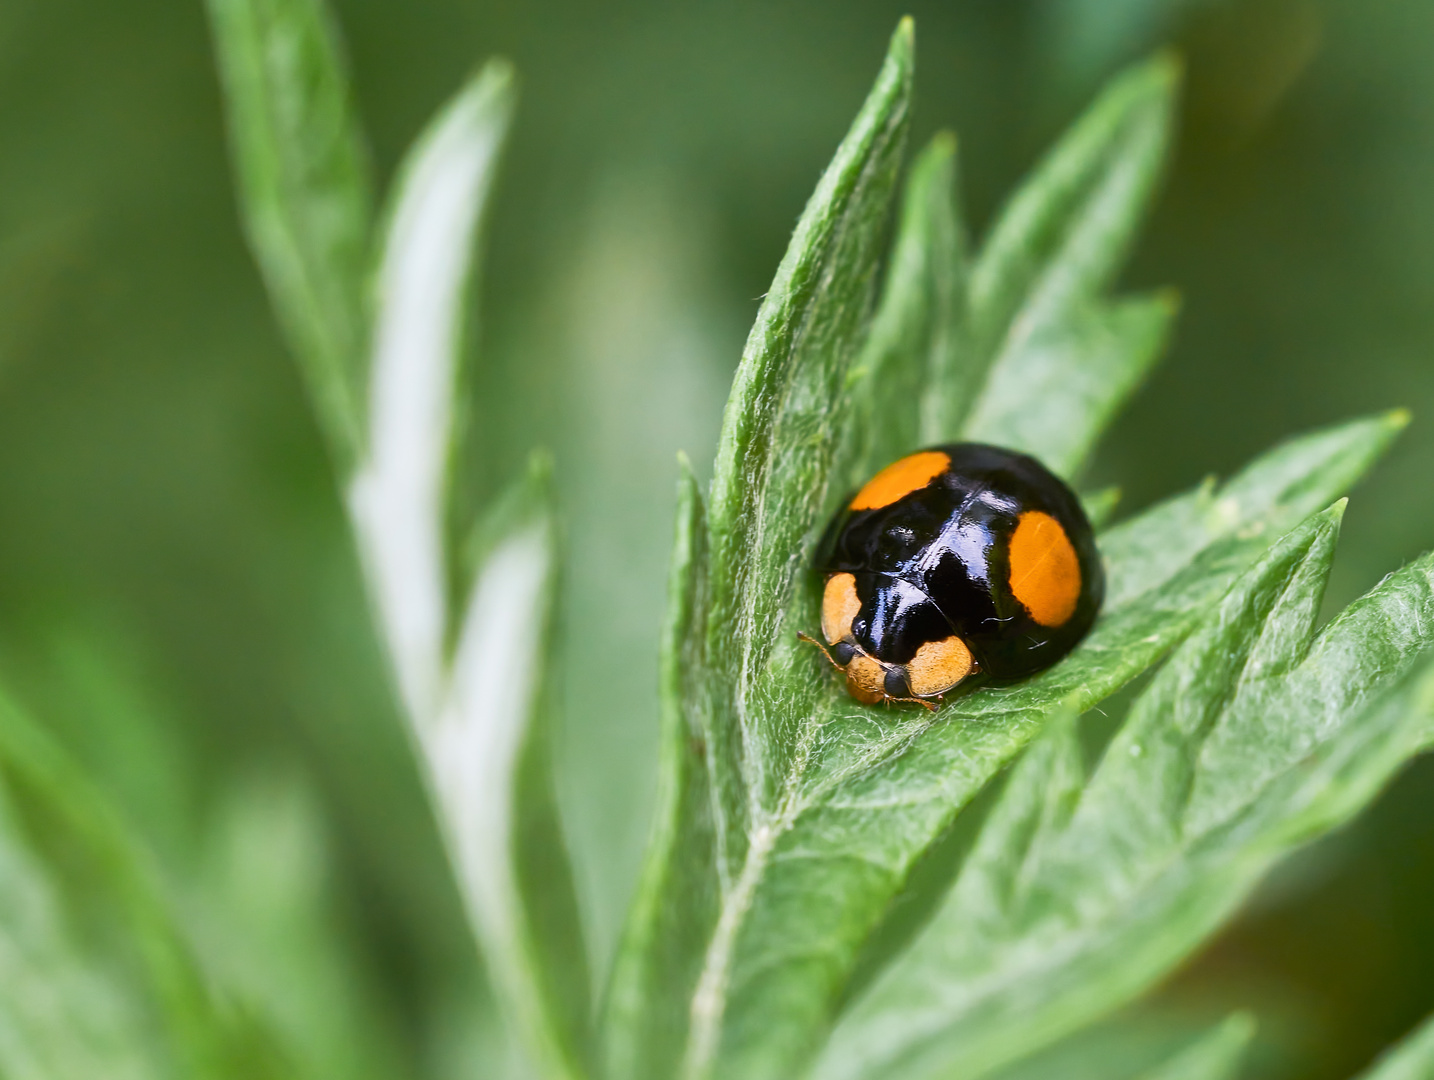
[601, 456, 718, 1080]
[962, 55, 1178, 478]
[1354, 1012, 1434, 1080]
[194, 770, 409, 1080]
[344, 56, 585, 1080]
[1080, 484, 1122, 527]
[0, 779, 169, 1080]
[348, 61, 515, 726]
[210, 2, 586, 1072]
[206, 0, 373, 467]
[423, 467, 589, 1080]
[1135, 1015, 1255, 1080]
[981, 1008, 1254, 1080]
[966, 55, 1173, 339]
[820, 497, 1434, 1080]
[0, 691, 287, 1080]
[968, 289, 1177, 479]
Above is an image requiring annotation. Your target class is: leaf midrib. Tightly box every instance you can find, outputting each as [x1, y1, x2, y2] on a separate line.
[685, 697, 937, 1077]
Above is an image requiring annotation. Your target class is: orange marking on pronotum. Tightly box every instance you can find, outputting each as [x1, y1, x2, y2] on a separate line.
[1007, 510, 1081, 627]
[843, 654, 888, 704]
[848, 450, 950, 511]
[820, 572, 863, 644]
[903, 635, 974, 697]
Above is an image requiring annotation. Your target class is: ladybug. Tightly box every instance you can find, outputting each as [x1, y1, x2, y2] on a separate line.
[802, 443, 1103, 708]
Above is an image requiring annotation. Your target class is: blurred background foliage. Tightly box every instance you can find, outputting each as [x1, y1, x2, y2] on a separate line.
[0, 0, 1429, 1076]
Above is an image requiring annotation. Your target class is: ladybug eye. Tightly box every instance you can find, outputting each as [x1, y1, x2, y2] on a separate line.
[832, 642, 857, 665]
[883, 668, 910, 698]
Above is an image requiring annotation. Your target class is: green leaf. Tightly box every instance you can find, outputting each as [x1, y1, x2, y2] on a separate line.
[819, 496, 1434, 1080]
[841, 130, 968, 486]
[0, 781, 170, 1080]
[651, 23, 1400, 1074]
[843, 55, 1178, 487]
[961, 55, 1178, 478]
[1100, 411, 1407, 609]
[415, 464, 590, 1080]
[966, 55, 1174, 341]
[15, 622, 412, 1080]
[301, 47, 583, 1080]
[965, 290, 1177, 479]
[600, 456, 720, 1080]
[1353, 1012, 1434, 1080]
[983, 1011, 1255, 1080]
[195, 770, 409, 1080]
[1080, 484, 1121, 528]
[676, 405, 1397, 1080]
[206, 0, 373, 468]
[699, 15, 913, 903]
[206, 4, 589, 1073]
[1135, 1015, 1255, 1080]
[0, 690, 285, 1080]
[348, 61, 515, 726]
[678, 21, 913, 1078]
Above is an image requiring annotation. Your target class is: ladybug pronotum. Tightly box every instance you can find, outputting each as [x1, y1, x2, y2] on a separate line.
[803, 443, 1103, 708]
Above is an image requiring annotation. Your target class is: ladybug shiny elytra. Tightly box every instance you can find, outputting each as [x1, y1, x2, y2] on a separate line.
[802, 443, 1103, 709]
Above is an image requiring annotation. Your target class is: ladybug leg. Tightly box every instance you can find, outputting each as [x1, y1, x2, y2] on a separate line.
[884, 694, 938, 713]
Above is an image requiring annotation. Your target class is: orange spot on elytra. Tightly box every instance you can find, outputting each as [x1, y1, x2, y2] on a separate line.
[849, 450, 950, 511]
[1008, 511, 1081, 627]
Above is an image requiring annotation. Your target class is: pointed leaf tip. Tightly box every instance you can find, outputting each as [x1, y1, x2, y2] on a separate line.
[893, 16, 915, 53]
[1147, 49, 1184, 89]
[479, 55, 516, 90]
[1113, 49, 1182, 104]
[928, 129, 956, 156]
[873, 18, 914, 94]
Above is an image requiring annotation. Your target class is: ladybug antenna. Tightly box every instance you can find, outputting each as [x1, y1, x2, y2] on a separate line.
[796, 630, 842, 672]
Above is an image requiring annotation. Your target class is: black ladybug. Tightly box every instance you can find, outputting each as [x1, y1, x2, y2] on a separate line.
[804, 443, 1103, 707]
